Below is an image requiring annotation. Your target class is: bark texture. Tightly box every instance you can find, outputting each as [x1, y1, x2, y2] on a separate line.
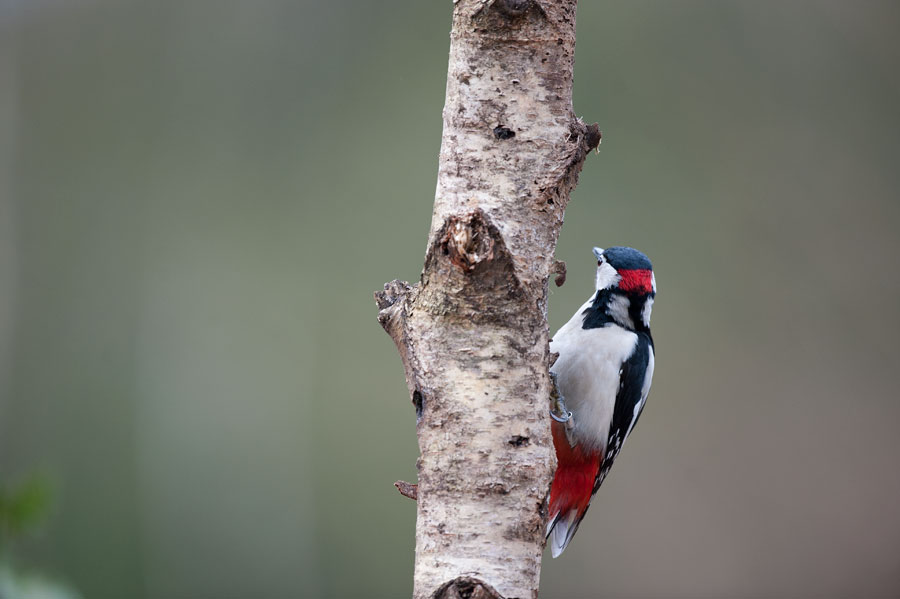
[375, 1, 597, 597]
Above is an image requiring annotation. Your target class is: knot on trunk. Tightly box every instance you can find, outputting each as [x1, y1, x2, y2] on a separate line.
[422, 210, 525, 321]
[473, 0, 547, 26]
[432, 577, 505, 599]
[441, 212, 496, 273]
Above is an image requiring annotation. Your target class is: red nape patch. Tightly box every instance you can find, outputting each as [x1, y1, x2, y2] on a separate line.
[618, 268, 653, 293]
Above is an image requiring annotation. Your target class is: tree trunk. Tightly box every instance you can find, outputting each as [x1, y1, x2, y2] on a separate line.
[375, 2, 597, 597]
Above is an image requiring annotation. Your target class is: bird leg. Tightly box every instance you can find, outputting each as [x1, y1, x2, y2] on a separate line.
[549, 372, 577, 447]
[549, 371, 571, 422]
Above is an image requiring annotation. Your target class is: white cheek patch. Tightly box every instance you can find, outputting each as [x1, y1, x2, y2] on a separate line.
[595, 263, 619, 290]
[642, 296, 654, 328]
[607, 294, 634, 330]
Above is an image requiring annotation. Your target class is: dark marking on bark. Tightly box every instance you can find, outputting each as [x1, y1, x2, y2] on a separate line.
[413, 389, 425, 419]
[501, 333, 530, 357]
[478, 481, 511, 496]
[432, 577, 505, 599]
[493, 126, 515, 140]
[503, 510, 543, 542]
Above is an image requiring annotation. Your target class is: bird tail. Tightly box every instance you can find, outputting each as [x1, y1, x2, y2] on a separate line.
[546, 507, 582, 558]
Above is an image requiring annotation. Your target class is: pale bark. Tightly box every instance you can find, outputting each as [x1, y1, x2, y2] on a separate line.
[375, 1, 597, 597]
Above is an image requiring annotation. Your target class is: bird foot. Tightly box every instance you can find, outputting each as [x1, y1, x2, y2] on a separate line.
[549, 372, 577, 447]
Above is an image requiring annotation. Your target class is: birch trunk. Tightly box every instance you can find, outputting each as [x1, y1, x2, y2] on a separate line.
[375, 2, 598, 597]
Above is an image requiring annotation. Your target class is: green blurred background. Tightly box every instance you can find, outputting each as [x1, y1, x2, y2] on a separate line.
[1, 1, 898, 597]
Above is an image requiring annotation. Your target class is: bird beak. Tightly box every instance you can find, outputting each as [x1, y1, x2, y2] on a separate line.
[592, 247, 605, 261]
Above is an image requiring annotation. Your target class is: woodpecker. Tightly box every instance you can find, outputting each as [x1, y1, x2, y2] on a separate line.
[546, 246, 656, 558]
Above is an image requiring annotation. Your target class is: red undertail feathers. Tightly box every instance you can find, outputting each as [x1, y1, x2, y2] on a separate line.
[546, 420, 602, 558]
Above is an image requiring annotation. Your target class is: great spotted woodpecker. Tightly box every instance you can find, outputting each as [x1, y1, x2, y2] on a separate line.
[546, 246, 656, 558]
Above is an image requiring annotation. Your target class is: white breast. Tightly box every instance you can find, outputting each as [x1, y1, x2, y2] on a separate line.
[550, 301, 638, 454]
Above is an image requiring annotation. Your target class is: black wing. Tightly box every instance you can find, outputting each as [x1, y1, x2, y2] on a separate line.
[594, 331, 654, 492]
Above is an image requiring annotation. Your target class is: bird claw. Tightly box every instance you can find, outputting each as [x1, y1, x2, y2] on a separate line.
[550, 372, 578, 447]
[550, 408, 573, 423]
[549, 371, 576, 434]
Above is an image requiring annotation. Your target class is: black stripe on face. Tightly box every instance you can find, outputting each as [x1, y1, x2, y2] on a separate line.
[582, 289, 654, 332]
[628, 292, 654, 333]
[581, 288, 616, 329]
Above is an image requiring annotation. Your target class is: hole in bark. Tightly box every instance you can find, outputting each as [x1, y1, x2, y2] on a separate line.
[493, 126, 515, 140]
[413, 390, 424, 419]
[508, 435, 530, 447]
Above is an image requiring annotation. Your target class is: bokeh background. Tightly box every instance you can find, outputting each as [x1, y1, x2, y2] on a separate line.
[1, 1, 899, 597]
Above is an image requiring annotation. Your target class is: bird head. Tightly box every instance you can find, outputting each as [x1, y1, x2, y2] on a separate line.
[593, 246, 655, 296]
[589, 246, 656, 331]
